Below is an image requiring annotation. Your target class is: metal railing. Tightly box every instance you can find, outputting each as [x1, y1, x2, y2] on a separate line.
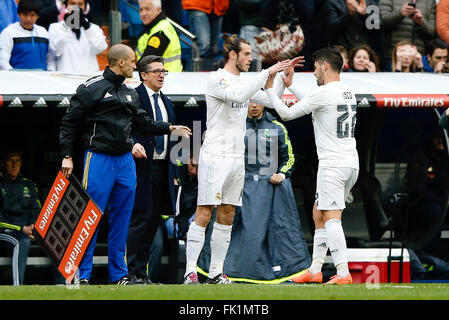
[116, 0, 201, 71]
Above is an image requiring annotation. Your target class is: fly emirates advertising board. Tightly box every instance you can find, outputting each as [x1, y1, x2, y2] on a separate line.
[32, 171, 103, 282]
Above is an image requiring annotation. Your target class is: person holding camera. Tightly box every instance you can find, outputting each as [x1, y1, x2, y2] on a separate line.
[391, 39, 424, 72]
[48, 0, 107, 73]
[422, 38, 448, 73]
[379, 0, 436, 71]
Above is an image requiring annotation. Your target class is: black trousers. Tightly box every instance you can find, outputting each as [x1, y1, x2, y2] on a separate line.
[127, 159, 169, 278]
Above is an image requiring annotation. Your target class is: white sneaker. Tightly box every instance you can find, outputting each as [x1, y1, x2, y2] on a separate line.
[183, 272, 200, 284]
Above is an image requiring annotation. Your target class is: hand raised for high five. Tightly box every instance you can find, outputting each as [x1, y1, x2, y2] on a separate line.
[265, 56, 305, 89]
[282, 56, 304, 87]
[266, 59, 292, 75]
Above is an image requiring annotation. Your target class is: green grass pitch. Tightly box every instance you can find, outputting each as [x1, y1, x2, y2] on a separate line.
[1, 283, 449, 300]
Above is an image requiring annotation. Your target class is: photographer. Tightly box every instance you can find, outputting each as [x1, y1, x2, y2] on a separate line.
[392, 40, 424, 72]
[47, 0, 107, 73]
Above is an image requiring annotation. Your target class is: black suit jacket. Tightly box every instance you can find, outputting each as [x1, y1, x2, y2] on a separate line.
[133, 83, 177, 213]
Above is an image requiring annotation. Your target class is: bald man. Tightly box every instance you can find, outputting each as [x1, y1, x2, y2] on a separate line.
[60, 44, 191, 285]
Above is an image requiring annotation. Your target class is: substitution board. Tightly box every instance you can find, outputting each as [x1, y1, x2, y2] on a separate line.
[32, 171, 103, 281]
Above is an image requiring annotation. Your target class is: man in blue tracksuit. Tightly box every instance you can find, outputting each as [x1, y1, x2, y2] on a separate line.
[59, 44, 190, 285]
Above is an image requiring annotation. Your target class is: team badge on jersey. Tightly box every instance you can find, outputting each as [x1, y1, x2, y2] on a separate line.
[219, 78, 228, 87]
[216, 193, 222, 200]
[148, 36, 161, 48]
[126, 94, 132, 102]
[262, 129, 272, 141]
[23, 186, 31, 197]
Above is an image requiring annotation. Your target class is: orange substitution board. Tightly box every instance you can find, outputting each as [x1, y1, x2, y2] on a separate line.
[32, 171, 103, 281]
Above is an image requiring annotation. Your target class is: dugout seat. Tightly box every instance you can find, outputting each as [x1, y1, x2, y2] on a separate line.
[0, 233, 20, 286]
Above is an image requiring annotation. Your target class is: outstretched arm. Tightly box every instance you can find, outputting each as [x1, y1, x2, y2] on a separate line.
[216, 60, 291, 104]
[265, 74, 318, 121]
[207, 60, 291, 105]
[252, 57, 305, 107]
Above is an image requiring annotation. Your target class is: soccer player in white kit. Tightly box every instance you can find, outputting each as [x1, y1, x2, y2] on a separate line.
[265, 47, 359, 284]
[183, 34, 292, 284]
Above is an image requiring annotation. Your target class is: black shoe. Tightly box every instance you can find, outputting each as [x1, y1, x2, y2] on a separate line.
[206, 273, 233, 284]
[78, 279, 89, 285]
[131, 275, 152, 285]
[113, 276, 133, 285]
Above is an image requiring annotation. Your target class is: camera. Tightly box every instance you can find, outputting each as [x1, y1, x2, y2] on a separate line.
[408, 2, 416, 17]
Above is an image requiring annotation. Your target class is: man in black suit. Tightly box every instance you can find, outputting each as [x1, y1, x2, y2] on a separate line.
[126, 55, 179, 284]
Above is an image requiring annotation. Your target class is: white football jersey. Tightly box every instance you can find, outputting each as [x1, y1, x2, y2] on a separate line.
[267, 81, 359, 169]
[203, 68, 283, 157]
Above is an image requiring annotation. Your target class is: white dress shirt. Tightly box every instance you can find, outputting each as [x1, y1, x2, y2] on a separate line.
[144, 84, 169, 160]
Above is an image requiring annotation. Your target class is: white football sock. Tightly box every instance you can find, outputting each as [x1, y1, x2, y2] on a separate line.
[184, 221, 206, 277]
[324, 219, 349, 277]
[336, 262, 350, 278]
[309, 228, 328, 274]
[208, 222, 232, 279]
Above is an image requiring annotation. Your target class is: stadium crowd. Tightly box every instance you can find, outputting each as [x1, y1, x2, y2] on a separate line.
[0, 0, 448, 73]
[1, 0, 449, 285]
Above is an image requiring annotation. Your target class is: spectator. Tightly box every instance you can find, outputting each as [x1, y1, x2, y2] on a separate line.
[235, 0, 269, 59]
[88, 0, 110, 26]
[136, 0, 183, 72]
[347, 43, 380, 72]
[0, 149, 41, 285]
[119, 0, 144, 39]
[48, 0, 107, 73]
[392, 39, 424, 72]
[422, 38, 448, 73]
[437, 0, 449, 45]
[223, 101, 310, 281]
[262, 0, 315, 70]
[181, 0, 230, 58]
[333, 44, 350, 71]
[379, 0, 436, 71]
[59, 44, 191, 285]
[0, 0, 19, 34]
[162, 0, 184, 26]
[0, 0, 53, 70]
[262, 0, 314, 30]
[126, 55, 179, 285]
[325, 0, 379, 52]
[36, 0, 60, 30]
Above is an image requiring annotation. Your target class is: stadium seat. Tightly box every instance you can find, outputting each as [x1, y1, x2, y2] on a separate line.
[0, 234, 20, 286]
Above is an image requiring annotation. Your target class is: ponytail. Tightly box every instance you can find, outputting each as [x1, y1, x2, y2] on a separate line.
[222, 33, 250, 63]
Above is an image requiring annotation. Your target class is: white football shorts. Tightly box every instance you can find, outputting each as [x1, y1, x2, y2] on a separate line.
[197, 148, 245, 206]
[315, 166, 359, 211]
